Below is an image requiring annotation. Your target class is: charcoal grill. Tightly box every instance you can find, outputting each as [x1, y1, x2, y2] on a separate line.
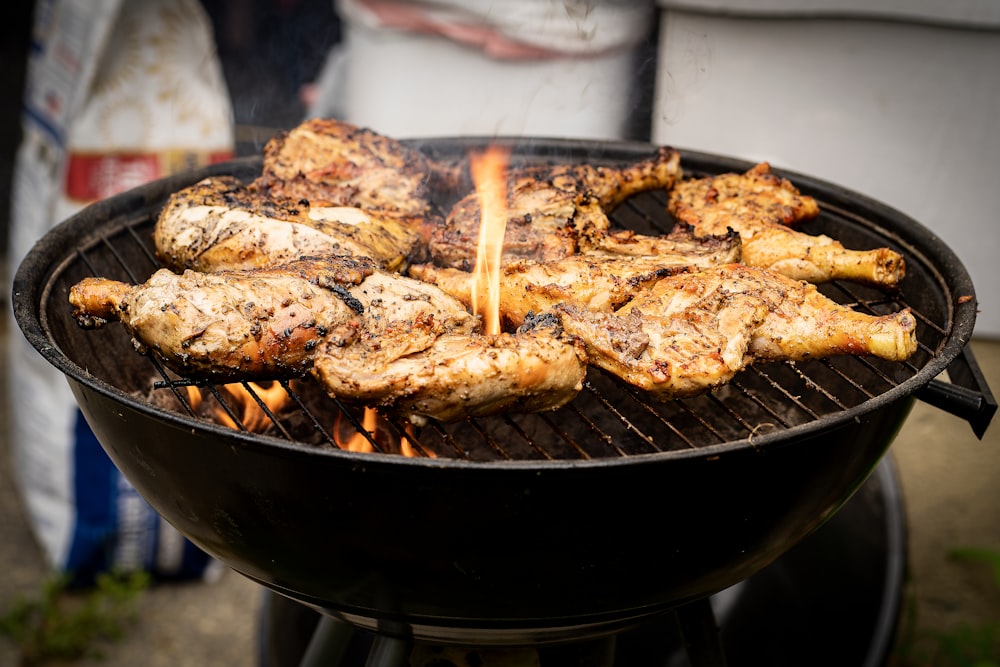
[12, 137, 996, 662]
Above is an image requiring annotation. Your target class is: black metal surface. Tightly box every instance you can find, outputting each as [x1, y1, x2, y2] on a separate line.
[11, 138, 993, 644]
[257, 456, 906, 667]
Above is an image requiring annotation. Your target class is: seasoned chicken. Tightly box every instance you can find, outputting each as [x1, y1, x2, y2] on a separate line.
[409, 257, 680, 331]
[154, 176, 429, 272]
[669, 163, 906, 287]
[555, 264, 917, 398]
[671, 161, 821, 224]
[253, 118, 437, 216]
[429, 147, 682, 269]
[312, 316, 588, 425]
[68, 257, 376, 381]
[305, 271, 587, 424]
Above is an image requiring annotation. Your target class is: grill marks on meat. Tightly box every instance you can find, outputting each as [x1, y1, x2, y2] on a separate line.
[69, 257, 376, 381]
[669, 163, 906, 287]
[429, 147, 683, 269]
[154, 176, 429, 273]
[555, 264, 917, 398]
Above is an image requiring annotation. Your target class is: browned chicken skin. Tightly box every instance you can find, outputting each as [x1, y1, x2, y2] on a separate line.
[154, 176, 430, 273]
[429, 147, 683, 269]
[555, 264, 917, 398]
[312, 320, 588, 426]
[253, 118, 437, 217]
[69, 257, 588, 424]
[668, 163, 906, 287]
[69, 257, 376, 381]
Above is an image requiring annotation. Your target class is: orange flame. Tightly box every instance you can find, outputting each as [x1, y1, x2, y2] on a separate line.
[470, 145, 511, 336]
[186, 382, 289, 432]
[333, 406, 380, 453]
[186, 383, 429, 458]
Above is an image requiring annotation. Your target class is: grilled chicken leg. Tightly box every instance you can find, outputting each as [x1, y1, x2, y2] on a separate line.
[154, 176, 430, 272]
[69, 257, 377, 381]
[669, 163, 906, 287]
[555, 264, 917, 398]
[429, 147, 683, 269]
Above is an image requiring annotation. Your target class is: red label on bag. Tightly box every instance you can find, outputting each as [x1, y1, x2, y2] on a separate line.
[64, 150, 234, 202]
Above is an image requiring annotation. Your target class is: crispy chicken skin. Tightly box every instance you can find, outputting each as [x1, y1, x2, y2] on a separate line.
[154, 176, 430, 273]
[253, 118, 436, 217]
[429, 147, 682, 269]
[312, 319, 588, 425]
[669, 163, 906, 287]
[555, 264, 917, 398]
[69, 257, 377, 381]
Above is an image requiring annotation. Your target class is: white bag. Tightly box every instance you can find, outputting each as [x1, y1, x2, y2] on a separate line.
[7, 0, 234, 584]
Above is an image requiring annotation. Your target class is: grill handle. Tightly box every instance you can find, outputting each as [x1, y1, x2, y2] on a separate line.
[916, 345, 997, 439]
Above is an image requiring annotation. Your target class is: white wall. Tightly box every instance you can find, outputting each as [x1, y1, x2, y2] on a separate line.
[652, 10, 1000, 338]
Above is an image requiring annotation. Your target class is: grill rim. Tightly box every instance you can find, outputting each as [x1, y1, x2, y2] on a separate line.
[12, 140, 981, 471]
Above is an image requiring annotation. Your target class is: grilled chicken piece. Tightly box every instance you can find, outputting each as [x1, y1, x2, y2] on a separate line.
[310, 271, 586, 424]
[154, 176, 429, 273]
[669, 163, 906, 287]
[312, 317, 588, 425]
[671, 162, 821, 224]
[555, 264, 917, 398]
[428, 147, 682, 269]
[254, 118, 436, 217]
[68, 257, 376, 381]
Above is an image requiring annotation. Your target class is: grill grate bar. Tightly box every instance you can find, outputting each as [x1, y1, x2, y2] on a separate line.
[744, 367, 822, 422]
[278, 380, 338, 449]
[704, 393, 760, 438]
[421, 421, 474, 460]
[536, 412, 593, 460]
[463, 419, 513, 461]
[617, 383, 699, 450]
[501, 414, 556, 461]
[565, 402, 628, 457]
[581, 383, 661, 454]
[727, 378, 795, 430]
[788, 365, 851, 412]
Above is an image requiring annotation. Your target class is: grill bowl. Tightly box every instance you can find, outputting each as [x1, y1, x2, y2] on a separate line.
[12, 138, 988, 644]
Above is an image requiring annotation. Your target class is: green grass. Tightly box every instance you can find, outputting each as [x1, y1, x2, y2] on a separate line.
[892, 547, 1000, 667]
[0, 570, 149, 666]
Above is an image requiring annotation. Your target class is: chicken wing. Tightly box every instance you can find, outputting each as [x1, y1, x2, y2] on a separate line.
[428, 147, 682, 269]
[154, 176, 430, 273]
[555, 264, 917, 398]
[668, 163, 906, 287]
[69, 257, 376, 381]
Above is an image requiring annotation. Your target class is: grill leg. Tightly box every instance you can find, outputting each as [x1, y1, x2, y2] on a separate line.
[365, 634, 412, 667]
[298, 615, 356, 667]
[674, 597, 728, 667]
